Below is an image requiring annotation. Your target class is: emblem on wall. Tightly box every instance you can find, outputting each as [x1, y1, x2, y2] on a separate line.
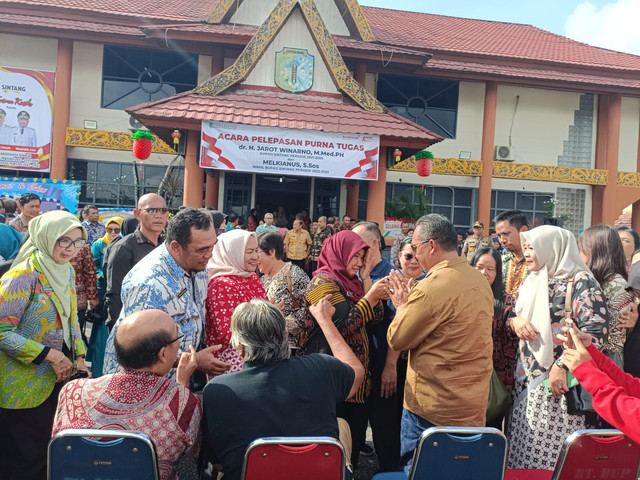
[275, 48, 314, 93]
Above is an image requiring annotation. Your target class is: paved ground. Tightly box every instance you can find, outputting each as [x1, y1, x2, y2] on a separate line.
[354, 440, 380, 480]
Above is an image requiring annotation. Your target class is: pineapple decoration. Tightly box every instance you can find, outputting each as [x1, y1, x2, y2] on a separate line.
[132, 130, 154, 160]
[415, 150, 434, 177]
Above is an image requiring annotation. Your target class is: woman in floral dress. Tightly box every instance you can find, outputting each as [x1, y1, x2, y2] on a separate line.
[257, 231, 309, 349]
[507, 225, 609, 471]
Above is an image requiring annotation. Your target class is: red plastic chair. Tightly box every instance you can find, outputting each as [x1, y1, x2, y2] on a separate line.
[241, 436, 346, 480]
[506, 429, 640, 480]
[504, 469, 552, 480]
[552, 429, 640, 480]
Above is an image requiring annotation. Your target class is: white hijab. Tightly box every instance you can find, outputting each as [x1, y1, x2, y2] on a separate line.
[516, 225, 590, 369]
[208, 229, 256, 279]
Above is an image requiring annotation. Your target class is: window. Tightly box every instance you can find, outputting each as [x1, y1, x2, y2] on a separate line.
[377, 75, 459, 138]
[102, 45, 198, 110]
[223, 172, 252, 217]
[357, 181, 369, 221]
[385, 183, 474, 231]
[0, 168, 48, 178]
[67, 159, 184, 209]
[315, 179, 341, 218]
[490, 190, 552, 226]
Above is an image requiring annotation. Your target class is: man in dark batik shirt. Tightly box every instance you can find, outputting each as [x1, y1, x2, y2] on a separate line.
[310, 215, 332, 273]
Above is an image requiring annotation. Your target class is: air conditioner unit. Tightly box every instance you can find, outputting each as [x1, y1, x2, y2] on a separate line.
[494, 145, 516, 162]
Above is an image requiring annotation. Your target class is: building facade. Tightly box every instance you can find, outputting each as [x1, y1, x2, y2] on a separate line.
[1, 0, 639, 232]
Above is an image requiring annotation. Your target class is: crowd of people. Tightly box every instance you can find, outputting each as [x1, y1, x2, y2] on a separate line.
[2, 193, 640, 480]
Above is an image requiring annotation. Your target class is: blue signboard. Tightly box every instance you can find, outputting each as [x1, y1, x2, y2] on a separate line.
[0, 177, 81, 212]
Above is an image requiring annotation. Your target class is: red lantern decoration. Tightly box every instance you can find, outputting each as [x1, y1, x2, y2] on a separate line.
[393, 148, 402, 163]
[132, 130, 154, 160]
[415, 150, 434, 177]
[171, 129, 182, 148]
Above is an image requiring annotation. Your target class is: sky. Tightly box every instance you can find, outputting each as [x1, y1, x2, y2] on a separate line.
[358, 0, 640, 55]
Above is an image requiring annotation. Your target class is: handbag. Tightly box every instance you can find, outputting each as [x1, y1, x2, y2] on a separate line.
[563, 280, 623, 415]
[486, 369, 512, 424]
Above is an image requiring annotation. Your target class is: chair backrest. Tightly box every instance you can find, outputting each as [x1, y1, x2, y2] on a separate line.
[241, 436, 345, 480]
[409, 426, 507, 480]
[48, 428, 159, 480]
[552, 429, 640, 480]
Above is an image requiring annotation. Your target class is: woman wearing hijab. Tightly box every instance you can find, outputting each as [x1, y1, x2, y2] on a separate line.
[206, 229, 268, 374]
[85, 216, 124, 377]
[298, 230, 388, 466]
[506, 225, 609, 471]
[0, 210, 89, 480]
[91, 216, 124, 301]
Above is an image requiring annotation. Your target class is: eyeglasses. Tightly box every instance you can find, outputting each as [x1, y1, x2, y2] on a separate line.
[402, 253, 415, 261]
[107, 227, 121, 233]
[140, 208, 169, 215]
[57, 237, 86, 249]
[154, 333, 184, 355]
[410, 239, 432, 252]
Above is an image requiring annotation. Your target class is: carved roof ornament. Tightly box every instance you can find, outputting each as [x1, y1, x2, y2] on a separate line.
[196, 0, 385, 113]
[205, 0, 375, 42]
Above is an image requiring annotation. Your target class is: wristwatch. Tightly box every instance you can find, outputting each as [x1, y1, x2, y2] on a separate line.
[555, 357, 568, 371]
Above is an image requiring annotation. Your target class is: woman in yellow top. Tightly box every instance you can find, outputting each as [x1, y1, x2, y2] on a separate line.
[0, 210, 89, 480]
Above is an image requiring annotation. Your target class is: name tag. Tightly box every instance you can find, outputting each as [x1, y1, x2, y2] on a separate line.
[177, 288, 187, 299]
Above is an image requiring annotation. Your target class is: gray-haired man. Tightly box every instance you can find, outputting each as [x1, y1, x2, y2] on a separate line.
[202, 298, 363, 480]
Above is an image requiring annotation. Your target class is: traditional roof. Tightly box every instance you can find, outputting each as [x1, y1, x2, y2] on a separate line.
[0, 13, 140, 35]
[194, 0, 386, 113]
[206, 0, 375, 42]
[127, 86, 443, 146]
[362, 6, 640, 72]
[426, 58, 640, 90]
[1, 0, 218, 22]
[0, 1, 639, 92]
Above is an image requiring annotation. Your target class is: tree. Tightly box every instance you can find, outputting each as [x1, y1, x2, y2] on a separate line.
[385, 186, 430, 222]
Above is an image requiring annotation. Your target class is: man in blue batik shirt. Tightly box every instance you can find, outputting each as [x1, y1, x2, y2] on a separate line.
[81, 205, 106, 246]
[353, 221, 402, 473]
[103, 208, 231, 379]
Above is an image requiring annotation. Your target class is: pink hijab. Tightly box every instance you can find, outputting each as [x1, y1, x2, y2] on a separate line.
[314, 230, 369, 301]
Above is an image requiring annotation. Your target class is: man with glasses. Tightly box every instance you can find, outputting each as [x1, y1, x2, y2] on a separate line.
[53, 309, 202, 480]
[104, 208, 231, 382]
[81, 204, 106, 246]
[386, 214, 494, 474]
[105, 193, 169, 328]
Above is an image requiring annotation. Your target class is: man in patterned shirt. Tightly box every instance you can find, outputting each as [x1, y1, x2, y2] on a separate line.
[54, 309, 201, 480]
[103, 208, 231, 380]
[494, 210, 529, 297]
[391, 221, 411, 267]
[81, 204, 106, 246]
[309, 216, 332, 273]
[8, 192, 40, 235]
[283, 218, 312, 270]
